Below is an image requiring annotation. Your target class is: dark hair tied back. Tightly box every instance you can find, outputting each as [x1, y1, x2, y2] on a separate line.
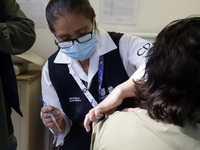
[46, 0, 95, 32]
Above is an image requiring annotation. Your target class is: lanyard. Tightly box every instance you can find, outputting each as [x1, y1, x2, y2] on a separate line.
[98, 56, 104, 103]
[68, 56, 104, 108]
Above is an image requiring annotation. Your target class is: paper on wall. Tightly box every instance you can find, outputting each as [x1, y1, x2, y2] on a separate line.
[99, 0, 138, 25]
[16, 0, 47, 28]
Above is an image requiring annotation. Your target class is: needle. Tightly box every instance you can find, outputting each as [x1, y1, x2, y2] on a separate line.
[40, 97, 61, 132]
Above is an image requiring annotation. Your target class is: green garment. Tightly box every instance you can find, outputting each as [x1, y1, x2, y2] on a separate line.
[91, 111, 200, 150]
[0, 0, 36, 148]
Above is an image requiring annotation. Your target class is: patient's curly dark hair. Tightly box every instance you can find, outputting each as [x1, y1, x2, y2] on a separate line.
[136, 16, 200, 127]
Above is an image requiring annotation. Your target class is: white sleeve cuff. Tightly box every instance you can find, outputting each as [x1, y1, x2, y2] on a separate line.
[49, 115, 72, 147]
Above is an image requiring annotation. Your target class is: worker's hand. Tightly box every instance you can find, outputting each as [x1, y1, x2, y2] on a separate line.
[121, 107, 143, 114]
[84, 79, 137, 132]
[84, 93, 122, 132]
[41, 105, 66, 132]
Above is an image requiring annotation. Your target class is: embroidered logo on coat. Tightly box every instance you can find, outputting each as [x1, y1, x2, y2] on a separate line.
[108, 86, 113, 93]
[100, 88, 106, 97]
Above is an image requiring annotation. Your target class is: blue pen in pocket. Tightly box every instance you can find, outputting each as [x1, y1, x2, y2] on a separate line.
[40, 96, 61, 131]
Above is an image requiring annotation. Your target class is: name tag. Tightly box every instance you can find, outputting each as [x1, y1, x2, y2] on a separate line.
[69, 97, 81, 102]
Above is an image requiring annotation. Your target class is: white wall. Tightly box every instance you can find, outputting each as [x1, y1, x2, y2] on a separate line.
[29, 0, 200, 62]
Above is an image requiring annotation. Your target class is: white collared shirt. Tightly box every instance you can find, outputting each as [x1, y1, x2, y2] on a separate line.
[41, 28, 151, 146]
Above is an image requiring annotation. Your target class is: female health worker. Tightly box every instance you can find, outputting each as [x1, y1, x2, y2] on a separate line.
[40, 0, 151, 149]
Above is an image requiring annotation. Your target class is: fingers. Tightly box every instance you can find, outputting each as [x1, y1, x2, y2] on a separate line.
[92, 122, 97, 129]
[41, 105, 64, 131]
[129, 107, 143, 114]
[41, 106, 52, 122]
[84, 108, 100, 132]
[41, 105, 62, 118]
[94, 108, 103, 119]
[121, 107, 143, 114]
[41, 105, 52, 114]
[121, 108, 130, 112]
[51, 107, 64, 119]
[84, 114, 91, 132]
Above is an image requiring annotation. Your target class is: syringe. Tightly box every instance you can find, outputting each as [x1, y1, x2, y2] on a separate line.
[40, 97, 61, 132]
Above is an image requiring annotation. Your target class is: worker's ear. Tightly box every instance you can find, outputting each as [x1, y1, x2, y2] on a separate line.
[93, 14, 97, 30]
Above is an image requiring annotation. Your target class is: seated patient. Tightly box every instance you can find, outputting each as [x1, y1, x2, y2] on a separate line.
[90, 16, 200, 150]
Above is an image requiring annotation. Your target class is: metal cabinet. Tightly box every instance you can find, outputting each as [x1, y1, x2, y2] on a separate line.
[11, 70, 46, 150]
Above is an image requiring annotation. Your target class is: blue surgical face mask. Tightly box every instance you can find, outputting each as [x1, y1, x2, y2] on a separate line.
[60, 34, 98, 60]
